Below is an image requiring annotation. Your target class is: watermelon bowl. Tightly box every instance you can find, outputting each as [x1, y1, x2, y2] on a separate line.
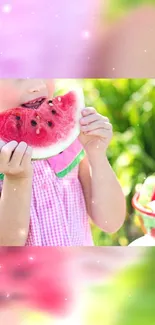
[0, 80, 85, 181]
[129, 175, 155, 246]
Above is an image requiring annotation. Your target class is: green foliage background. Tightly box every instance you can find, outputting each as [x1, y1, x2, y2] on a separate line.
[85, 248, 155, 325]
[105, 0, 155, 21]
[81, 79, 155, 246]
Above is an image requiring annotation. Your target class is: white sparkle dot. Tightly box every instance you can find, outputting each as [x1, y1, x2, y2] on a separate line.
[92, 200, 94, 204]
[29, 256, 34, 261]
[65, 298, 67, 300]
[14, 188, 16, 191]
[87, 56, 90, 60]
[105, 221, 107, 224]
[45, 169, 50, 176]
[0, 52, 2, 56]
[63, 179, 70, 186]
[2, 4, 12, 13]
[97, 260, 100, 263]
[112, 67, 115, 71]
[6, 293, 10, 298]
[82, 30, 90, 39]
[144, 49, 147, 53]
[19, 228, 27, 237]
[58, 97, 61, 102]
[55, 14, 59, 18]
[55, 44, 58, 48]
[96, 145, 99, 149]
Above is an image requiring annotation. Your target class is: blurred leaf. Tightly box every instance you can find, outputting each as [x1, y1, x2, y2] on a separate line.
[85, 249, 155, 325]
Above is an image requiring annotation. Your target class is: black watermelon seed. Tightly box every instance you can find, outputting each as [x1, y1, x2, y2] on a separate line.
[0, 292, 25, 302]
[0, 293, 7, 301]
[11, 267, 32, 279]
[48, 121, 53, 127]
[49, 100, 53, 104]
[10, 293, 25, 301]
[3, 247, 23, 253]
[15, 116, 20, 120]
[51, 109, 57, 115]
[31, 120, 37, 126]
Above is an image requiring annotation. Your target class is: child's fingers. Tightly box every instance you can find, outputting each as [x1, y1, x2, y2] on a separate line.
[85, 129, 112, 138]
[0, 141, 18, 165]
[9, 142, 28, 167]
[81, 107, 96, 116]
[81, 120, 112, 132]
[21, 146, 33, 167]
[80, 114, 109, 126]
[80, 113, 99, 126]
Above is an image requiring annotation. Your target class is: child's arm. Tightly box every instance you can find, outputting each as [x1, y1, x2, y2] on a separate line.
[79, 107, 126, 233]
[0, 141, 33, 246]
[79, 155, 126, 233]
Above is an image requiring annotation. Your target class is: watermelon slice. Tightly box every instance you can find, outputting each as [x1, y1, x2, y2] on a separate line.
[0, 247, 75, 317]
[0, 88, 84, 160]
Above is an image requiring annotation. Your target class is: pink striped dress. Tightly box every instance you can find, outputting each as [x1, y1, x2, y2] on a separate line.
[0, 139, 93, 246]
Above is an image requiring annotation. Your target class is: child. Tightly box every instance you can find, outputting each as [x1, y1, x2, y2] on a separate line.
[0, 79, 126, 246]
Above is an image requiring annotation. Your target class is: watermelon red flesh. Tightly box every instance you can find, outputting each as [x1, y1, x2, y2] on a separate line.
[150, 228, 155, 237]
[0, 248, 75, 317]
[151, 189, 155, 201]
[0, 90, 84, 159]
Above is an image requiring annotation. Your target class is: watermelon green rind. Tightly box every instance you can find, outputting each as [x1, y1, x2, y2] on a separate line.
[56, 149, 85, 178]
[0, 173, 4, 181]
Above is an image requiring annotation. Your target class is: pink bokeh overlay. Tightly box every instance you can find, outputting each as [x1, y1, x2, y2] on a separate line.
[0, 0, 100, 78]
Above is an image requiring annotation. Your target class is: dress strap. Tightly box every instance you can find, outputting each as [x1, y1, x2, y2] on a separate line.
[0, 174, 4, 181]
[47, 138, 85, 178]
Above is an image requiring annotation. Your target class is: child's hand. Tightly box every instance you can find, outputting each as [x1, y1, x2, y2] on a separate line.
[79, 107, 113, 155]
[0, 141, 33, 180]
